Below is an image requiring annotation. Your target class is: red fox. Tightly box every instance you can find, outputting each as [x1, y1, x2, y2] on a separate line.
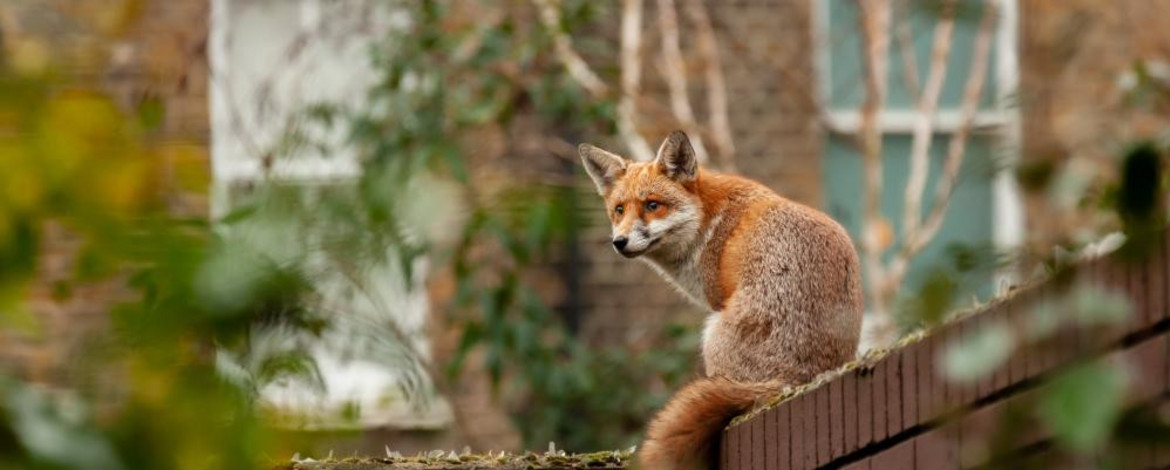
[579, 131, 863, 470]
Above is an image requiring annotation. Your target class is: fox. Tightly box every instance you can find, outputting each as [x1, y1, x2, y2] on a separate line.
[579, 131, 863, 470]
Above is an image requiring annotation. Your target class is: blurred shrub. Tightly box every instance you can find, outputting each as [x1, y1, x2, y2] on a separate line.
[936, 106, 1168, 466]
[0, 3, 341, 469]
[0, 73, 311, 470]
[3, 0, 698, 463]
[293, 0, 699, 450]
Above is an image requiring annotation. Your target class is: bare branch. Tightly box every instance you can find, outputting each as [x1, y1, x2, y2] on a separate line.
[656, 0, 711, 164]
[684, 0, 737, 171]
[885, 0, 998, 305]
[533, 0, 653, 161]
[856, 0, 893, 289]
[914, 0, 999, 253]
[618, 0, 655, 161]
[893, 0, 921, 99]
[902, 1, 956, 243]
[533, 0, 609, 98]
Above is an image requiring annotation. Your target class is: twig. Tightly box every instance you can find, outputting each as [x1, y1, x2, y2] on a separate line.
[655, 0, 710, 164]
[684, 0, 737, 171]
[893, 0, 921, 99]
[884, 0, 999, 289]
[856, 0, 893, 316]
[873, 0, 1000, 319]
[532, 0, 609, 98]
[618, 0, 655, 161]
[914, 0, 999, 254]
[533, 0, 653, 161]
[208, 0, 268, 165]
[902, 0, 956, 243]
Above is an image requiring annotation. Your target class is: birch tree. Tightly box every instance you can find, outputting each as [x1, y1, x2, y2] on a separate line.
[535, 0, 738, 168]
[854, 0, 1001, 345]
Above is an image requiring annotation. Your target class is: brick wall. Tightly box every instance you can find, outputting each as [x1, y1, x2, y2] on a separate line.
[710, 0, 822, 206]
[719, 231, 1170, 469]
[1019, 0, 1170, 247]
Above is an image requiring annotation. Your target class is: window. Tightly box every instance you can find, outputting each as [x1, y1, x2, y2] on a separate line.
[814, 0, 1022, 299]
[208, 0, 451, 430]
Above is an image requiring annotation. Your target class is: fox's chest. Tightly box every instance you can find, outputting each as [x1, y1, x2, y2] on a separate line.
[642, 216, 725, 311]
[644, 253, 711, 311]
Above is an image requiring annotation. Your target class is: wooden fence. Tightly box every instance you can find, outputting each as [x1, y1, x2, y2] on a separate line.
[719, 231, 1170, 469]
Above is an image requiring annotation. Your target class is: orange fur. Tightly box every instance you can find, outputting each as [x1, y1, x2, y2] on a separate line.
[715, 199, 773, 309]
[637, 377, 787, 470]
[580, 131, 862, 470]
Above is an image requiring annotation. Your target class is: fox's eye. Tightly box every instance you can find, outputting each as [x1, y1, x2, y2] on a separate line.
[615, 205, 624, 214]
[644, 201, 660, 211]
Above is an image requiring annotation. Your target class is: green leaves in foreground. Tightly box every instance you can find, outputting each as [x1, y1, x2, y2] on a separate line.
[942, 284, 1131, 384]
[939, 281, 1137, 458]
[940, 320, 1016, 384]
[1038, 360, 1129, 452]
[3, 379, 124, 470]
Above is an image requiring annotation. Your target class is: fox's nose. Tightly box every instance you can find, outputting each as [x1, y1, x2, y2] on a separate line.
[612, 237, 629, 251]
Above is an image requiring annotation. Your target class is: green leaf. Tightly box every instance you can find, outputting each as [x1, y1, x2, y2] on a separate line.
[1024, 299, 1061, 340]
[1026, 284, 1131, 340]
[136, 95, 164, 131]
[436, 142, 469, 184]
[1038, 361, 1128, 452]
[216, 204, 257, 225]
[940, 321, 1016, 383]
[1070, 284, 1131, 326]
[5, 381, 124, 470]
[1116, 142, 1162, 225]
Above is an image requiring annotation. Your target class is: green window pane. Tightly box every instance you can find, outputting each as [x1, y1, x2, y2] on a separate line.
[825, 0, 999, 111]
[823, 135, 998, 301]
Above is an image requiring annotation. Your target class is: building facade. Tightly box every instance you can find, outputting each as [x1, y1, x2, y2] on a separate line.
[3, 0, 1168, 456]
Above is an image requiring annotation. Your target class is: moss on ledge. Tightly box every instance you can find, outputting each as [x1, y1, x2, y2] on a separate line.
[273, 448, 632, 470]
[728, 280, 1041, 427]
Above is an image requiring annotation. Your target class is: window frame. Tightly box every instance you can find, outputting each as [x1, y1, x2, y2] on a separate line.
[208, 0, 368, 209]
[207, 0, 451, 430]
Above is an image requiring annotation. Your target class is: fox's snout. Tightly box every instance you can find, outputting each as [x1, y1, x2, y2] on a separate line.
[610, 228, 656, 258]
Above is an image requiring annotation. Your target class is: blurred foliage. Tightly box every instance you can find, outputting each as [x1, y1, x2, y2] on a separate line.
[0, 0, 699, 463]
[897, 241, 1004, 328]
[940, 281, 1145, 464]
[0, 31, 323, 470]
[293, 0, 697, 450]
[1039, 360, 1129, 452]
[936, 83, 1169, 464]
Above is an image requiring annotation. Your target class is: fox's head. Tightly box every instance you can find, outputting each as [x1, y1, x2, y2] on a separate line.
[579, 131, 704, 259]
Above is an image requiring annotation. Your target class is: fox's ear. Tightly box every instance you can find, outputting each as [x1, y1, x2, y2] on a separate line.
[654, 131, 697, 183]
[579, 143, 628, 195]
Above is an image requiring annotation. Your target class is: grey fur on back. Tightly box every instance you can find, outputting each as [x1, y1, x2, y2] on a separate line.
[700, 198, 863, 384]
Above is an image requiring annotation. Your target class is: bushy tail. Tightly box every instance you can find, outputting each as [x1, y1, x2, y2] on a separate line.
[637, 377, 788, 470]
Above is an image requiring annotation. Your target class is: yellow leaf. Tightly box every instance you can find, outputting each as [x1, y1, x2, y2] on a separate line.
[163, 143, 211, 195]
[0, 280, 40, 335]
[8, 38, 50, 76]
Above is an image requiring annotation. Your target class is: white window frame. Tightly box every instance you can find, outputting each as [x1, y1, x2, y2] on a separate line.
[811, 0, 1024, 288]
[208, 0, 368, 214]
[207, 0, 452, 430]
